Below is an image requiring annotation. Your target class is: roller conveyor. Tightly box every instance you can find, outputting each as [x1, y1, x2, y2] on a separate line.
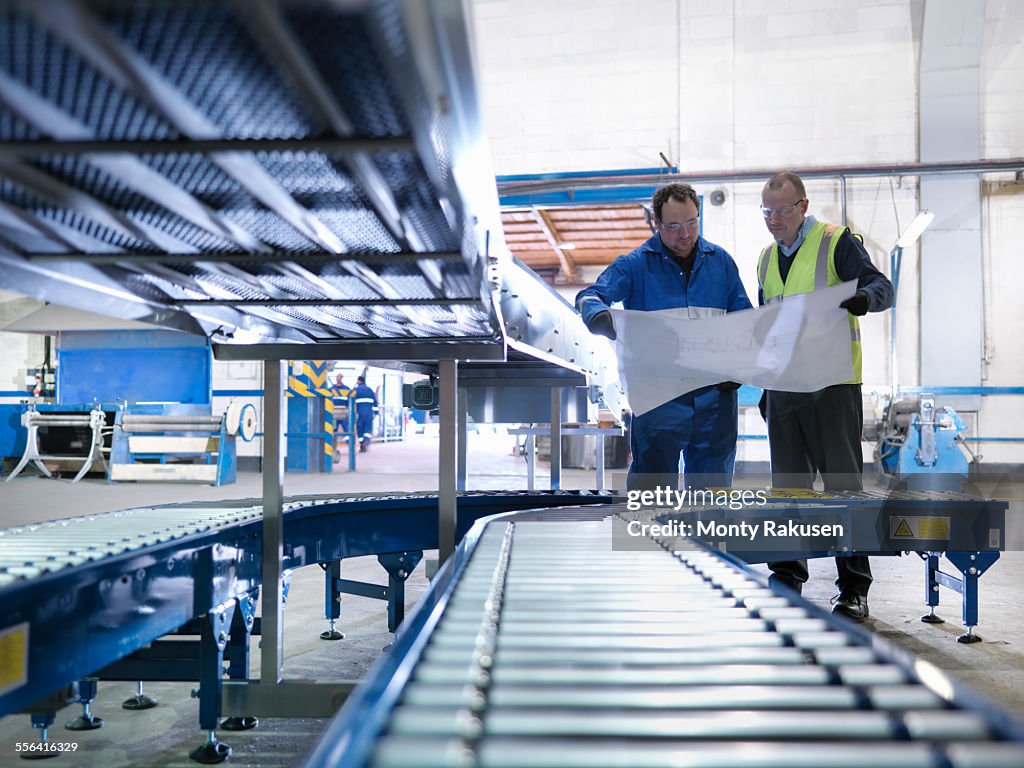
[303, 507, 1024, 768]
[0, 490, 613, 720]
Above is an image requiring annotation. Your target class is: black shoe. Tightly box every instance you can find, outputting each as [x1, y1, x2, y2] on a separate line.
[831, 592, 869, 622]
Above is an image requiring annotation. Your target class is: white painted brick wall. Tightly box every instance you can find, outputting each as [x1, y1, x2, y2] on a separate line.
[0, 295, 46, 397]
[0, 331, 39, 393]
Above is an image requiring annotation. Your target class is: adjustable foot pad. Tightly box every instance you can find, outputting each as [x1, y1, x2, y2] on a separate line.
[189, 741, 231, 764]
[921, 613, 945, 624]
[221, 716, 258, 731]
[320, 629, 345, 640]
[122, 694, 158, 711]
[65, 714, 103, 731]
[957, 632, 982, 644]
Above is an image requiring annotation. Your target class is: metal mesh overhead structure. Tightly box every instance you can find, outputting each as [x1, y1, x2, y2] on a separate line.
[0, 0, 597, 370]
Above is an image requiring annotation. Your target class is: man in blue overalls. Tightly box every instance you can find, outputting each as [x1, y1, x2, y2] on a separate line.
[332, 374, 352, 452]
[576, 183, 752, 490]
[353, 376, 378, 453]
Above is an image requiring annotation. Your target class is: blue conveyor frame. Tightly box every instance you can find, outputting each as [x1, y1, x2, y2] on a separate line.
[0, 490, 613, 719]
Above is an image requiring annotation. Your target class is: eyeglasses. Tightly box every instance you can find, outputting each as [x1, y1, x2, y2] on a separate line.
[760, 199, 805, 219]
[659, 217, 700, 232]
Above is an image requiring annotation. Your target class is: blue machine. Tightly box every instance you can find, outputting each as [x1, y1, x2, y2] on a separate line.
[875, 393, 972, 485]
[107, 403, 246, 486]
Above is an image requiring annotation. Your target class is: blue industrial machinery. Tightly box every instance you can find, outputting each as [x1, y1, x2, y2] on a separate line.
[107, 403, 255, 485]
[874, 393, 973, 486]
[56, 330, 212, 407]
[0, 491, 613, 761]
[302, 506, 1024, 768]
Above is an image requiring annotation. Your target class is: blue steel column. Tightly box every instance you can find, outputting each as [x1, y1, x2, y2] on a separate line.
[348, 404, 357, 471]
[262, 361, 285, 683]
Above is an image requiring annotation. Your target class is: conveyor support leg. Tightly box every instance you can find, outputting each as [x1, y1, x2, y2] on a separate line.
[921, 552, 945, 624]
[946, 551, 1000, 644]
[189, 604, 235, 764]
[221, 593, 259, 732]
[379, 551, 423, 633]
[320, 560, 345, 640]
[64, 678, 103, 731]
[20, 713, 58, 761]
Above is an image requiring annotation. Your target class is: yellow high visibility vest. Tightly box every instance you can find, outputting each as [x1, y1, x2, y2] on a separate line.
[757, 221, 862, 384]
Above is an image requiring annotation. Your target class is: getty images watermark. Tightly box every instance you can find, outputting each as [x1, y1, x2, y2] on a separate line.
[614, 482, 848, 552]
[624, 487, 845, 541]
[612, 471, 1015, 554]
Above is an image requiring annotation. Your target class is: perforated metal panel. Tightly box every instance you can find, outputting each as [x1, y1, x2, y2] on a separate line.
[0, 0, 512, 347]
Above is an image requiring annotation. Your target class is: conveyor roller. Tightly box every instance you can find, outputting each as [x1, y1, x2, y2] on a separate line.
[120, 414, 225, 432]
[303, 509, 1024, 768]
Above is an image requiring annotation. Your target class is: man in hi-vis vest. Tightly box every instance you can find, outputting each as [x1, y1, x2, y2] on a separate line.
[757, 171, 893, 623]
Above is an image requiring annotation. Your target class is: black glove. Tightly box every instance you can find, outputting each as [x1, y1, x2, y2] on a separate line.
[839, 291, 870, 316]
[717, 381, 742, 392]
[586, 310, 617, 341]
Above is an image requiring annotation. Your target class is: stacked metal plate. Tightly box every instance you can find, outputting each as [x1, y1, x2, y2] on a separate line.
[0, 0, 603, 378]
[304, 510, 1024, 768]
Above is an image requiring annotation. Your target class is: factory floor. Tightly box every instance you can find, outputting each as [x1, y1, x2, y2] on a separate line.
[0, 431, 1022, 767]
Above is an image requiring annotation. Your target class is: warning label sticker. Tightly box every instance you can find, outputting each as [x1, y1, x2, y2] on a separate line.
[889, 516, 950, 540]
[0, 622, 29, 697]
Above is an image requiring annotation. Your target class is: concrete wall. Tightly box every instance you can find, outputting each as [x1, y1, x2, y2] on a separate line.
[475, 0, 1024, 463]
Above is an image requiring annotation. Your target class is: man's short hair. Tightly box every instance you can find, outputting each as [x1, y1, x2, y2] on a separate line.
[357, 376, 365, 384]
[764, 171, 806, 199]
[652, 183, 700, 221]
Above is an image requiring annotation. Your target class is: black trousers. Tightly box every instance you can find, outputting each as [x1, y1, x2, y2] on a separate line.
[766, 384, 872, 596]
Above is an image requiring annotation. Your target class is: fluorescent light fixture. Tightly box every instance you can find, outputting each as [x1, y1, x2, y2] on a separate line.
[556, 243, 576, 250]
[896, 210, 934, 248]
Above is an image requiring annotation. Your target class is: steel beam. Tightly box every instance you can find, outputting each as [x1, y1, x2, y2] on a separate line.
[212, 340, 505, 362]
[0, 137, 414, 158]
[438, 358, 458, 564]
[261, 361, 286, 685]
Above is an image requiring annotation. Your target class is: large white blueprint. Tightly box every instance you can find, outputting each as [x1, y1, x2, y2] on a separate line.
[610, 280, 858, 416]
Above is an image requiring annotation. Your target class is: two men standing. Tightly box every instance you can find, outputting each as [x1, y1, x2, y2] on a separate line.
[578, 173, 893, 622]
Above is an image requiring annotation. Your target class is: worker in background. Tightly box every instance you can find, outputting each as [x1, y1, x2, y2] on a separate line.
[757, 171, 894, 623]
[332, 374, 352, 452]
[576, 182, 752, 491]
[353, 375, 378, 453]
